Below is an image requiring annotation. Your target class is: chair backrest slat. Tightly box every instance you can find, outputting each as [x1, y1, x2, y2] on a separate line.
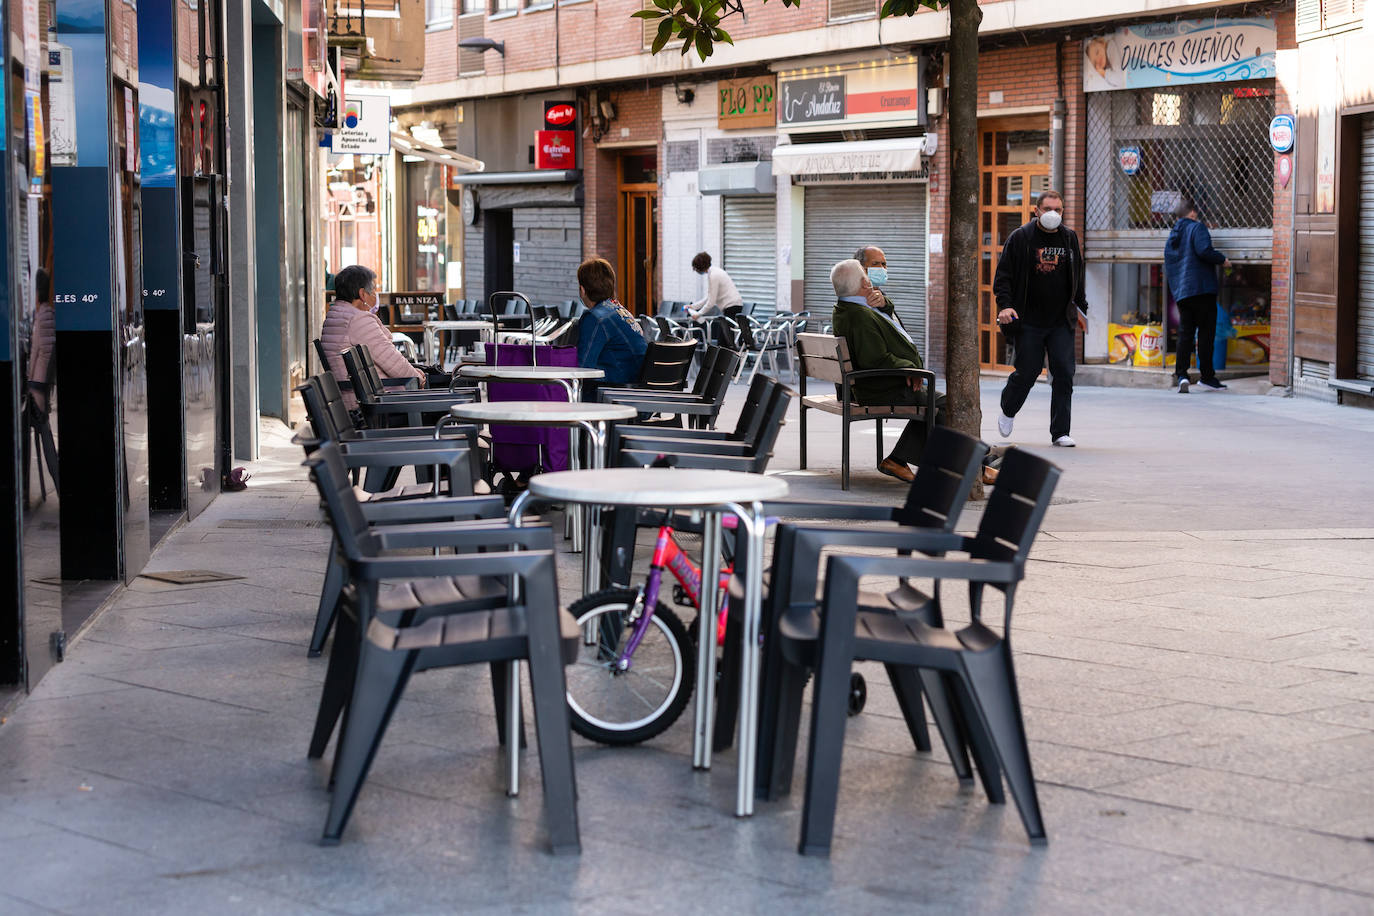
[730, 374, 776, 440]
[972, 449, 1061, 564]
[636, 339, 697, 391]
[744, 385, 796, 467]
[306, 441, 380, 560]
[893, 427, 989, 531]
[796, 333, 847, 386]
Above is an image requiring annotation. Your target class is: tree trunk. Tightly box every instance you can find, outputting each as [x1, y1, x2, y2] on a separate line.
[945, 0, 983, 486]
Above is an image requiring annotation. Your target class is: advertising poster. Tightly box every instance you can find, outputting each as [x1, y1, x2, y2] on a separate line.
[1083, 18, 1276, 93]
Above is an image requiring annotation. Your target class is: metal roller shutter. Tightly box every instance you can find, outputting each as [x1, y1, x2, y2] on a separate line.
[803, 184, 927, 350]
[1357, 117, 1374, 379]
[722, 196, 778, 306]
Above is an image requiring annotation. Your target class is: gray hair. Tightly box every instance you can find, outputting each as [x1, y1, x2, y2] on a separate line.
[831, 259, 867, 297]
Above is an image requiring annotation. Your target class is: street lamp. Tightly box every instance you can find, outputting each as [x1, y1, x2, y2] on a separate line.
[458, 37, 504, 56]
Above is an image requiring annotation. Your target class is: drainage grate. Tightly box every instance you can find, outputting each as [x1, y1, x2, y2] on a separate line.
[139, 570, 246, 585]
[217, 519, 328, 529]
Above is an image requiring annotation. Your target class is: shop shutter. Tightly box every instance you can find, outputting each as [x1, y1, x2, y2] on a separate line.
[802, 184, 928, 350]
[722, 196, 777, 306]
[1355, 117, 1374, 379]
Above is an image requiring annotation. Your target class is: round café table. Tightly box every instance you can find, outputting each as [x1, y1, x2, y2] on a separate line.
[455, 364, 605, 403]
[421, 319, 494, 365]
[509, 467, 788, 817]
[439, 401, 636, 559]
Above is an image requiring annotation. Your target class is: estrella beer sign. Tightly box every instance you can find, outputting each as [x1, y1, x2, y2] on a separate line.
[544, 100, 576, 129]
[535, 130, 576, 169]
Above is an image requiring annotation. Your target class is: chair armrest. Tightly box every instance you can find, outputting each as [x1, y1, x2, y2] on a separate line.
[844, 368, 937, 387]
[618, 437, 750, 456]
[613, 425, 734, 441]
[360, 495, 505, 523]
[351, 425, 477, 441]
[761, 499, 895, 521]
[338, 435, 474, 455]
[351, 545, 556, 581]
[369, 524, 552, 554]
[619, 450, 758, 472]
[336, 445, 467, 470]
[380, 376, 421, 388]
[827, 552, 1020, 586]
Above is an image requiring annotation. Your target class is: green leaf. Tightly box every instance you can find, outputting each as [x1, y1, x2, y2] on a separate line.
[652, 17, 675, 53]
[681, 32, 695, 55]
[715, 26, 733, 44]
[632, 9, 664, 18]
[681, 0, 699, 18]
[695, 30, 711, 60]
[653, 0, 674, 8]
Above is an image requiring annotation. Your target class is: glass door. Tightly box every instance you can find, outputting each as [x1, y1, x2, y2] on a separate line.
[978, 122, 1050, 370]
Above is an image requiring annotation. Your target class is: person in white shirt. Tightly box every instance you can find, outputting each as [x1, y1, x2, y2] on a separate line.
[687, 252, 743, 320]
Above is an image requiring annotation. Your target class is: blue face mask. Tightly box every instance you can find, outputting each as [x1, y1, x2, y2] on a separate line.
[868, 266, 888, 287]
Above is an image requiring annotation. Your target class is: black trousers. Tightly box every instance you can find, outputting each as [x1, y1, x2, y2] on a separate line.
[885, 390, 947, 467]
[1000, 322, 1075, 440]
[1175, 293, 1218, 382]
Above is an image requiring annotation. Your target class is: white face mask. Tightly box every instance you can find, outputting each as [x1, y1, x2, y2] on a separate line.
[1038, 209, 1063, 231]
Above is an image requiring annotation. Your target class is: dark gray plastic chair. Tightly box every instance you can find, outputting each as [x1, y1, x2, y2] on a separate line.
[303, 442, 579, 853]
[789, 447, 1061, 854]
[738, 425, 989, 786]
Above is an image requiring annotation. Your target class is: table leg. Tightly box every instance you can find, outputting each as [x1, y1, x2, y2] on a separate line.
[576, 421, 606, 597]
[693, 512, 722, 770]
[504, 490, 534, 797]
[730, 501, 767, 817]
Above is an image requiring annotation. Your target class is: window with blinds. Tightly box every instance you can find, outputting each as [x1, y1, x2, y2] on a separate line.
[1297, 0, 1365, 37]
[829, 0, 874, 20]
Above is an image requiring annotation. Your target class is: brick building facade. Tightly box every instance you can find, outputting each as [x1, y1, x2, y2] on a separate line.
[372, 0, 1305, 390]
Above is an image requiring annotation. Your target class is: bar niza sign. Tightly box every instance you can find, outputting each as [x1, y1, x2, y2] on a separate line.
[1082, 17, 1276, 93]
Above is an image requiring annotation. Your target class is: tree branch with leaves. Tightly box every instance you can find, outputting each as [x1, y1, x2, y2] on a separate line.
[639, 0, 986, 475]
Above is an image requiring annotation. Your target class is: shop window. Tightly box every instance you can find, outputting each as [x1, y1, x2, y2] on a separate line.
[406, 163, 447, 292]
[1087, 83, 1275, 232]
[1105, 262, 1272, 369]
[492, 0, 518, 13]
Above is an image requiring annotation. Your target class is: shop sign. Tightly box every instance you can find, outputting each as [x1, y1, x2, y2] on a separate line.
[1118, 146, 1141, 175]
[780, 76, 845, 125]
[778, 59, 925, 129]
[544, 100, 576, 129]
[1268, 114, 1294, 152]
[717, 76, 776, 130]
[1276, 154, 1292, 188]
[535, 129, 575, 169]
[331, 93, 390, 155]
[390, 291, 444, 324]
[1082, 17, 1276, 93]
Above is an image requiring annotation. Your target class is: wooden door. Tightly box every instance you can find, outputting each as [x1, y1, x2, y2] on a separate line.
[618, 151, 658, 314]
[978, 121, 1051, 370]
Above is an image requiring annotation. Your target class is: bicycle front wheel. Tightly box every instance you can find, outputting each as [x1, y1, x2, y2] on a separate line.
[564, 588, 695, 746]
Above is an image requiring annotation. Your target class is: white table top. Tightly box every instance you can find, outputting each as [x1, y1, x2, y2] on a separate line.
[458, 365, 605, 381]
[450, 401, 637, 424]
[528, 468, 788, 507]
[423, 319, 493, 330]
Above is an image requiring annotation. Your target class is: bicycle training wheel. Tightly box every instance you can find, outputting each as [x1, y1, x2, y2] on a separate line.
[564, 587, 695, 745]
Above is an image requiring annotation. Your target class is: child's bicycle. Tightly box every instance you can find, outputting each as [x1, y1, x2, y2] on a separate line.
[563, 511, 867, 746]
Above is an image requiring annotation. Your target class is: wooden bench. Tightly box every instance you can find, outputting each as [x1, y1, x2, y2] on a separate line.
[795, 333, 937, 490]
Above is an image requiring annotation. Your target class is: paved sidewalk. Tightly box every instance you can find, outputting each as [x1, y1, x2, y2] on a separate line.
[1, 379, 1372, 914]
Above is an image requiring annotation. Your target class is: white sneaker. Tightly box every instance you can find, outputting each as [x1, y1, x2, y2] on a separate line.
[1177, 377, 1189, 394]
[1053, 435, 1076, 447]
[997, 413, 1014, 438]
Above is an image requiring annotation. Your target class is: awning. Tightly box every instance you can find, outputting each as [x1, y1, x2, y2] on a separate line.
[448, 169, 582, 185]
[390, 131, 484, 172]
[771, 138, 922, 177]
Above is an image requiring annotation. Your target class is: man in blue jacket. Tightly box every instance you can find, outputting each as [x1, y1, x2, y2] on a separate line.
[1163, 197, 1230, 392]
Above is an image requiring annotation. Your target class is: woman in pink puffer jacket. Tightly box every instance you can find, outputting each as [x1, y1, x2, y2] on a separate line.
[319, 265, 424, 409]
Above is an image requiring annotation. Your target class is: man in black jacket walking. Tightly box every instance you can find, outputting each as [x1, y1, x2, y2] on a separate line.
[993, 190, 1088, 447]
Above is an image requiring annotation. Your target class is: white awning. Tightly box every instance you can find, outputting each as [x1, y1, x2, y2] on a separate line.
[771, 138, 922, 177]
[390, 131, 484, 172]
